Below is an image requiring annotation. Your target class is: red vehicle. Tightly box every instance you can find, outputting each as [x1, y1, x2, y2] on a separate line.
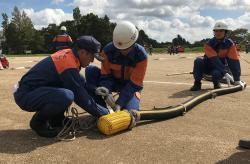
[177, 46, 185, 53]
[0, 55, 9, 68]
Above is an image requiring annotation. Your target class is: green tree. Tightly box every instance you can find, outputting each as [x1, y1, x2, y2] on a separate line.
[172, 34, 190, 47]
[20, 11, 35, 51]
[2, 8, 162, 54]
[1, 13, 9, 34]
[40, 23, 59, 53]
[76, 13, 114, 46]
[138, 30, 159, 48]
[73, 7, 81, 24]
[228, 28, 248, 43]
[31, 30, 45, 53]
[3, 6, 36, 53]
[1, 13, 9, 52]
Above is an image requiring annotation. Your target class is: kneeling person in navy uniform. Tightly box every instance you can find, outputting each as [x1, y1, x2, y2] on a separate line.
[13, 36, 109, 138]
[85, 21, 148, 112]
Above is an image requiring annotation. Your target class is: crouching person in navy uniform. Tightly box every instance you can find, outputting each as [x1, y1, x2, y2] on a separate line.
[190, 22, 244, 91]
[85, 21, 148, 112]
[13, 36, 109, 138]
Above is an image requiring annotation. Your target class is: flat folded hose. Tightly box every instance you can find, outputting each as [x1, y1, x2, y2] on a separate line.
[139, 84, 246, 120]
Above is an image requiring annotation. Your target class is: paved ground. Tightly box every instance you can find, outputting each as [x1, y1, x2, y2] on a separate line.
[1, 53, 250, 164]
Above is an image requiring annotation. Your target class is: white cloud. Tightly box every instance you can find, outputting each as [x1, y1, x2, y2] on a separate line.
[194, 0, 250, 10]
[170, 19, 189, 29]
[189, 15, 215, 27]
[70, 0, 93, 7]
[134, 18, 213, 43]
[52, 0, 64, 4]
[68, 0, 218, 42]
[218, 12, 250, 30]
[20, 0, 250, 42]
[70, 0, 108, 16]
[23, 8, 73, 29]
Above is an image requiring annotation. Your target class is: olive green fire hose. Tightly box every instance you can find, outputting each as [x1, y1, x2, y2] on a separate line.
[139, 83, 246, 120]
[98, 83, 246, 135]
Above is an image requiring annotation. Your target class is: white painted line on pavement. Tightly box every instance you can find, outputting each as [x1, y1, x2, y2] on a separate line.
[144, 80, 226, 86]
[144, 80, 207, 86]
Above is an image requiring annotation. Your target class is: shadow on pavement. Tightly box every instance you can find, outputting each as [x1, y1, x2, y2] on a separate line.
[0, 129, 57, 154]
[78, 120, 166, 140]
[169, 89, 209, 99]
[216, 147, 250, 164]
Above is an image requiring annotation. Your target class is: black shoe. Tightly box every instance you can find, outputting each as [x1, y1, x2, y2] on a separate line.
[190, 82, 201, 91]
[50, 114, 66, 128]
[214, 83, 221, 89]
[30, 113, 62, 138]
[239, 138, 250, 149]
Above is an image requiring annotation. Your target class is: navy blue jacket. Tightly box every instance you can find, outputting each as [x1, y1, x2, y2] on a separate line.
[100, 42, 148, 107]
[204, 37, 241, 81]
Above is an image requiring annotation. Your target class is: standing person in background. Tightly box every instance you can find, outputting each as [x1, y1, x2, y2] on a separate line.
[245, 41, 250, 54]
[52, 26, 73, 51]
[149, 44, 153, 55]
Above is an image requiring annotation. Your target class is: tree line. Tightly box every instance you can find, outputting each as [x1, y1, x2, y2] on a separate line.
[1, 6, 250, 54]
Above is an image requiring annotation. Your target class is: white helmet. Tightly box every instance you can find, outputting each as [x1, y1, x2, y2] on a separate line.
[113, 21, 139, 50]
[60, 26, 67, 31]
[213, 22, 229, 31]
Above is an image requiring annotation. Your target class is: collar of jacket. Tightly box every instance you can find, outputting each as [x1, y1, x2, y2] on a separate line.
[71, 47, 80, 60]
[127, 44, 136, 60]
[116, 44, 136, 61]
[212, 37, 227, 44]
[71, 48, 82, 70]
[60, 32, 67, 35]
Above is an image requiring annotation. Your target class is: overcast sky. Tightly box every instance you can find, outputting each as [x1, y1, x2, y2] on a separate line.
[1, 0, 250, 43]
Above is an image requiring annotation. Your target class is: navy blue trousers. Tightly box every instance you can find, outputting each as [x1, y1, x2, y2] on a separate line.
[14, 87, 74, 120]
[85, 65, 140, 110]
[193, 57, 224, 85]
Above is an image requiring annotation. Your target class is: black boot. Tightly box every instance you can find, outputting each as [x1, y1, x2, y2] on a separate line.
[239, 138, 250, 149]
[50, 113, 66, 128]
[190, 81, 201, 91]
[213, 83, 221, 89]
[30, 112, 62, 138]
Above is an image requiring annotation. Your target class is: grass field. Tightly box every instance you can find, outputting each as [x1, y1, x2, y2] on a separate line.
[152, 47, 204, 54]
